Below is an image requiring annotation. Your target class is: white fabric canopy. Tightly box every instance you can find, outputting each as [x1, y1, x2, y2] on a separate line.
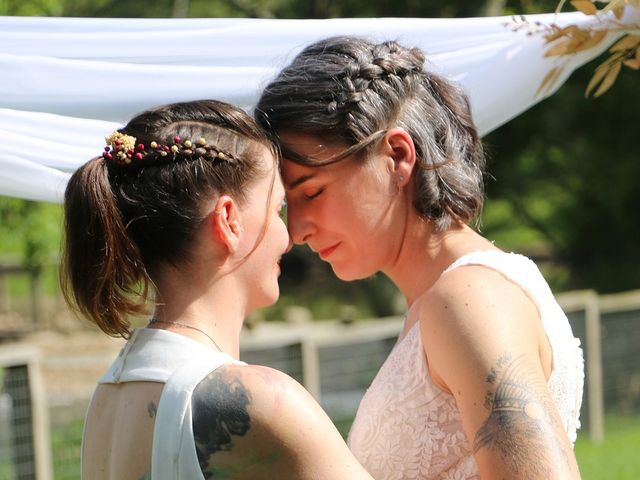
[1, 10, 638, 203]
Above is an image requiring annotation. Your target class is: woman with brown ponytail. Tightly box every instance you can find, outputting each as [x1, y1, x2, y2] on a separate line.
[256, 37, 584, 479]
[61, 100, 374, 480]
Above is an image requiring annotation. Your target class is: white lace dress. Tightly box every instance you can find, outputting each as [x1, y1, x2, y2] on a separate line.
[348, 250, 584, 480]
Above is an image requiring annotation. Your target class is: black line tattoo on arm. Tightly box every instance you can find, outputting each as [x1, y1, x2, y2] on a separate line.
[473, 354, 567, 478]
[191, 368, 252, 479]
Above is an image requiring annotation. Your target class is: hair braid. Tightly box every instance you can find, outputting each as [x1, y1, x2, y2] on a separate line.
[256, 36, 486, 230]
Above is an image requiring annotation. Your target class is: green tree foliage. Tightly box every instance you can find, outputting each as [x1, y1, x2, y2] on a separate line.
[484, 61, 640, 293]
[0, 198, 62, 266]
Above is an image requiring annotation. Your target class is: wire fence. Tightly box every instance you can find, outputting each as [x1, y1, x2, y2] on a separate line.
[0, 347, 51, 480]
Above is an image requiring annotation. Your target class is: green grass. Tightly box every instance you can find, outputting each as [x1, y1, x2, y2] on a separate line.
[50, 415, 83, 480]
[576, 414, 640, 479]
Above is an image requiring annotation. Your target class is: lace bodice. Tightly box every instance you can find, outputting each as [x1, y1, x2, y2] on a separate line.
[348, 251, 584, 479]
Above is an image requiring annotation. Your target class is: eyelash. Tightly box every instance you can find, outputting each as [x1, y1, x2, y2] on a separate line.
[304, 188, 324, 201]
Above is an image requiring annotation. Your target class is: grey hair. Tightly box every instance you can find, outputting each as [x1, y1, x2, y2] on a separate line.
[255, 36, 485, 231]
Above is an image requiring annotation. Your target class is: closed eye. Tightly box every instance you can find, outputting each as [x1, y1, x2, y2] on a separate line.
[304, 188, 324, 201]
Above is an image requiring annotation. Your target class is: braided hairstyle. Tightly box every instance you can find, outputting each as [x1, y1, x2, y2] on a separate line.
[61, 100, 276, 338]
[255, 36, 485, 231]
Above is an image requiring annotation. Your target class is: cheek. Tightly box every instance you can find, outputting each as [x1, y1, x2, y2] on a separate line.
[266, 215, 289, 250]
[276, 219, 289, 248]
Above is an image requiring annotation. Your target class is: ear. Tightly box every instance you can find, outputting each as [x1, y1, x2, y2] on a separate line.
[381, 128, 416, 188]
[209, 195, 243, 254]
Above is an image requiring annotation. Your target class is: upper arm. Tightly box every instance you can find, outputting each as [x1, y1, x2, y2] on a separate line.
[191, 364, 372, 480]
[420, 266, 580, 479]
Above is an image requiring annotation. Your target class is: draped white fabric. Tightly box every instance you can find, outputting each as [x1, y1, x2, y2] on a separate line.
[1, 10, 638, 203]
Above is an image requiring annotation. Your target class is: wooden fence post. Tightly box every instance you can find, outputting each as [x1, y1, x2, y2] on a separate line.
[584, 291, 604, 444]
[301, 335, 321, 402]
[557, 290, 605, 444]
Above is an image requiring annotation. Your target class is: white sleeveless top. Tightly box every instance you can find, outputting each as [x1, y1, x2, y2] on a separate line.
[348, 251, 584, 480]
[95, 328, 245, 480]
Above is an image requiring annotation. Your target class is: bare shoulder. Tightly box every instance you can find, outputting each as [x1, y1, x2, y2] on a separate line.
[191, 363, 316, 447]
[419, 262, 541, 348]
[191, 363, 373, 479]
[417, 262, 544, 386]
[192, 362, 316, 416]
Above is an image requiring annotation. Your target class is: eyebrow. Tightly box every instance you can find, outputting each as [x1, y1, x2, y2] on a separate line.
[286, 173, 316, 191]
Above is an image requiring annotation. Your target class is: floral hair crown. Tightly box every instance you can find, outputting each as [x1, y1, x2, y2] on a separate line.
[102, 131, 236, 167]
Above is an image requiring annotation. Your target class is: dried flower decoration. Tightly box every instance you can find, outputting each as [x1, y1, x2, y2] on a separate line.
[102, 132, 237, 168]
[508, 0, 640, 98]
[103, 132, 138, 164]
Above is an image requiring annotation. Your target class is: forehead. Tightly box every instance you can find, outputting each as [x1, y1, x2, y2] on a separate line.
[277, 131, 347, 187]
[248, 146, 283, 192]
[278, 131, 345, 159]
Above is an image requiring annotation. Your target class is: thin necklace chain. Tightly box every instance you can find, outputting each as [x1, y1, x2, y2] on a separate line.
[148, 318, 222, 352]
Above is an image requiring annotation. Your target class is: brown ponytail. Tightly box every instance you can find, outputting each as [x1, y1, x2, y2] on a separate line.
[60, 157, 148, 338]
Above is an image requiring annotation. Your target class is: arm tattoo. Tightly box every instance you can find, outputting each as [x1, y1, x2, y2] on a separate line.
[473, 354, 567, 478]
[147, 401, 157, 419]
[191, 368, 252, 479]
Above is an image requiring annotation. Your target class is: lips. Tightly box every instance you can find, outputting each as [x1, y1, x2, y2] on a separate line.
[317, 242, 340, 260]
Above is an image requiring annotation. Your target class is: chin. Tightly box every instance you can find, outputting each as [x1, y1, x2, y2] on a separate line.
[331, 264, 372, 282]
[252, 285, 280, 311]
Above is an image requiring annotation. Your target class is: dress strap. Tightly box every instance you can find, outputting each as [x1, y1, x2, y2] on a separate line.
[151, 352, 241, 479]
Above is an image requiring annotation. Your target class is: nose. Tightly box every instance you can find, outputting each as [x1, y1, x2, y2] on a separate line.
[286, 201, 313, 245]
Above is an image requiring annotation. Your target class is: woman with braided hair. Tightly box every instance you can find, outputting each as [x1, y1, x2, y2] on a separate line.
[61, 100, 374, 480]
[256, 37, 584, 479]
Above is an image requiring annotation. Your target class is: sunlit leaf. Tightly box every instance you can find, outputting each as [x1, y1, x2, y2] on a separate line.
[585, 63, 613, 97]
[563, 29, 606, 53]
[545, 39, 574, 56]
[613, 6, 625, 19]
[610, 34, 640, 52]
[545, 28, 607, 56]
[537, 66, 563, 96]
[544, 26, 569, 42]
[570, 0, 598, 15]
[545, 24, 583, 42]
[577, 30, 608, 51]
[600, 0, 629, 14]
[623, 59, 640, 69]
[593, 61, 622, 97]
